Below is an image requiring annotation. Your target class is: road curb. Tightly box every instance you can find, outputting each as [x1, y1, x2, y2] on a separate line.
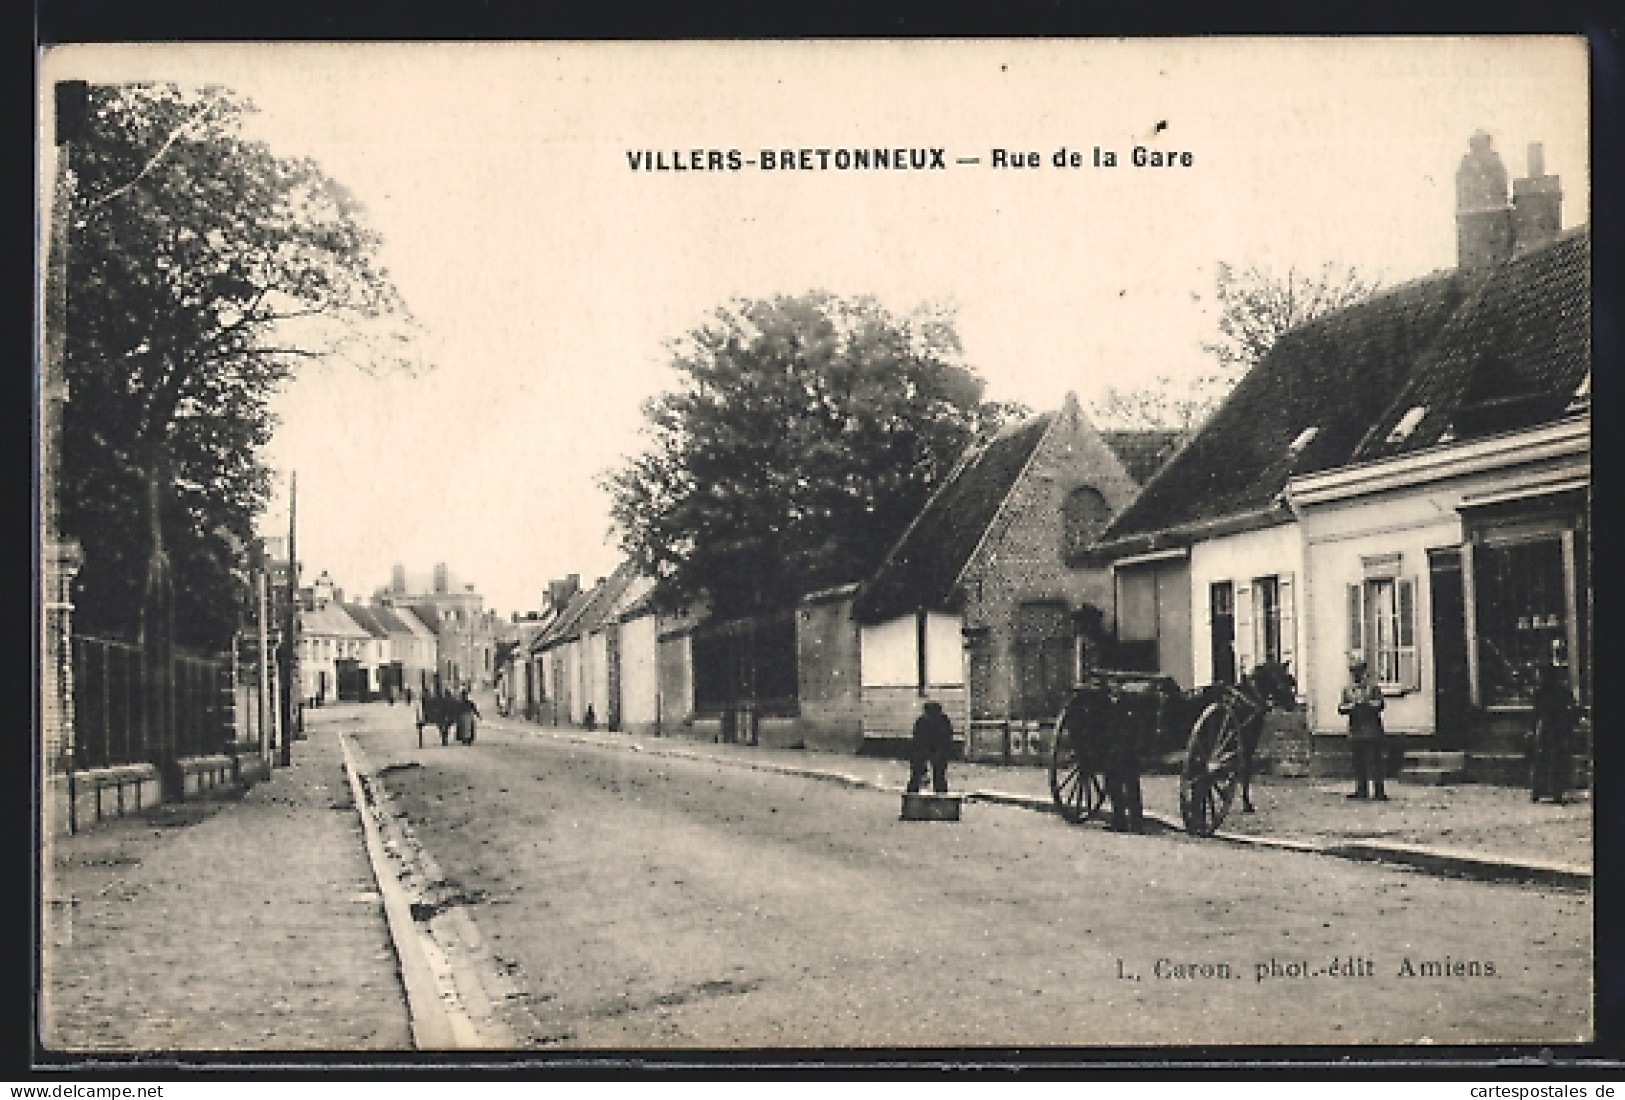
[338, 733, 459, 1049]
[340, 734, 520, 1048]
[509, 723, 1590, 889]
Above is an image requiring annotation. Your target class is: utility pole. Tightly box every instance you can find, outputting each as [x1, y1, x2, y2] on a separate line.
[257, 569, 271, 768]
[279, 472, 297, 766]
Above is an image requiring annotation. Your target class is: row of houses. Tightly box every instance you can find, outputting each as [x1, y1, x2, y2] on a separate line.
[500, 132, 1591, 780]
[292, 562, 509, 706]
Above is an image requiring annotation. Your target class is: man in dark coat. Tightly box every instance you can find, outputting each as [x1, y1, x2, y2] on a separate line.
[1339, 659, 1387, 800]
[1530, 663, 1579, 803]
[908, 700, 954, 795]
[1102, 682, 1147, 833]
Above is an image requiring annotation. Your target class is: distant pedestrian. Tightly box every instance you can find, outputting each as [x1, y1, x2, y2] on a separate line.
[1530, 663, 1579, 804]
[1339, 659, 1387, 801]
[907, 700, 954, 795]
[583, 704, 597, 732]
[455, 688, 481, 744]
[435, 689, 454, 746]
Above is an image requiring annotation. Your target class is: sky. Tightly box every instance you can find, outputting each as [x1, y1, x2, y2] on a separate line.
[40, 38, 1589, 617]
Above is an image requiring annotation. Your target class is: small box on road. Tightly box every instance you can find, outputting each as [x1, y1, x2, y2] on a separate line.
[900, 793, 961, 821]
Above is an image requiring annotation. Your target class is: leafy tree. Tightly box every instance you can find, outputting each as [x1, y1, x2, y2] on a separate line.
[605, 292, 1021, 618]
[59, 83, 412, 649]
[1091, 261, 1381, 433]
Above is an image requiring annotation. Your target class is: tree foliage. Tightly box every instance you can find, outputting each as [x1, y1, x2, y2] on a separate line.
[605, 292, 1022, 617]
[1202, 260, 1383, 377]
[1091, 261, 1381, 433]
[59, 83, 412, 648]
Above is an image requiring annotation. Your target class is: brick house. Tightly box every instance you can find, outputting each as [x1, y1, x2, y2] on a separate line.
[850, 393, 1180, 760]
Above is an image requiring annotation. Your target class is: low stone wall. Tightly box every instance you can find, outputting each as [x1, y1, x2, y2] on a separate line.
[1260, 711, 1312, 777]
[47, 753, 255, 837]
[962, 719, 1052, 766]
[178, 754, 238, 798]
[48, 763, 161, 836]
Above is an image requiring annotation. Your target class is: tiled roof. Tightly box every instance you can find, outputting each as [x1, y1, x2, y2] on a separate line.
[532, 561, 646, 650]
[531, 586, 597, 652]
[341, 604, 390, 639]
[368, 605, 412, 635]
[393, 606, 437, 637]
[301, 601, 372, 639]
[1353, 229, 1589, 461]
[1097, 267, 1470, 552]
[1100, 430, 1188, 485]
[851, 413, 1054, 623]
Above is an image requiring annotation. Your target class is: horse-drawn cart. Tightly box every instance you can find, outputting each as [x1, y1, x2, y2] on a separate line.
[1048, 662, 1298, 837]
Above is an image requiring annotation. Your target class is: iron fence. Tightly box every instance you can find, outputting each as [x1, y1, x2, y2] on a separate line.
[70, 634, 234, 772]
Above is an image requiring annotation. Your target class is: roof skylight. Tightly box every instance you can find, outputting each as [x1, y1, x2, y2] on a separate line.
[1387, 405, 1428, 444]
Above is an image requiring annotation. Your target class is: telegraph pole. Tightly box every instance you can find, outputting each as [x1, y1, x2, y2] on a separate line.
[257, 569, 271, 768]
[279, 472, 297, 766]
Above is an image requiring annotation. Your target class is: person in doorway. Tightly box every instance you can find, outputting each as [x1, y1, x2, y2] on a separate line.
[1530, 663, 1580, 803]
[583, 704, 597, 731]
[907, 700, 955, 795]
[1338, 659, 1387, 800]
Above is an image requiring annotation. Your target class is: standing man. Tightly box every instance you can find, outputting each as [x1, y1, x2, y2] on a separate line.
[1103, 683, 1147, 833]
[1530, 663, 1579, 803]
[1339, 659, 1387, 801]
[907, 700, 955, 795]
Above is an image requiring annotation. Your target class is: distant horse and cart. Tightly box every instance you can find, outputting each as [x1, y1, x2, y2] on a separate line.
[1048, 660, 1299, 837]
[414, 676, 480, 748]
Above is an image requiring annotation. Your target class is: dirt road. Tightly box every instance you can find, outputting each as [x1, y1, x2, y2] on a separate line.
[353, 709, 1591, 1049]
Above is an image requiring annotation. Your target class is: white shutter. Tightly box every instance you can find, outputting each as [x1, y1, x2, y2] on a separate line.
[1347, 582, 1365, 664]
[1278, 572, 1296, 675]
[1397, 576, 1420, 692]
[1235, 582, 1254, 677]
[1200, 580, 1214, 684]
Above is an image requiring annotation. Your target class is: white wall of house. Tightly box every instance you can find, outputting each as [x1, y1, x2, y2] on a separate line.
[925, 613, 965, 688]
[1188, 522, 1306, 691]
[860, 612, 965, 687]
[619, 613, 660, 730]
[1296, 489, 1454, 736]
[563, 643, 583, 723]
[588, 630, 611, 724]
[860, 616, 916, 686]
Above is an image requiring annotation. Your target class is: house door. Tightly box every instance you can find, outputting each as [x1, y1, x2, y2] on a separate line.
[1015, 602, 1073, 721]
[1210, 582, 1237, 684]
[1428, 547, 1472, 749]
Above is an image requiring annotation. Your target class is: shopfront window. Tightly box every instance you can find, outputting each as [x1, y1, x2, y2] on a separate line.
[1474, 537, 1567, 706]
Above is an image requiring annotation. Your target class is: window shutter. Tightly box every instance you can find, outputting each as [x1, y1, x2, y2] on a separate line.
[1278, 572, 1296, 674]
[1200, 580, 1213, 678]
[1397, 575, 1420, 692]
[1235, 582, 1254, 677]
[1347, 582, 1365, 663]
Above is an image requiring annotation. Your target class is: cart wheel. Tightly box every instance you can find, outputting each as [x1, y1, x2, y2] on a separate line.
[1050, 714, 1106, 824]
[1181, 699, 1241, 836]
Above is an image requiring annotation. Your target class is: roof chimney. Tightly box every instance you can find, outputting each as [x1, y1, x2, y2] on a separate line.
[1456, 130, 1513, 270]
[1511, 141, 1562, 255]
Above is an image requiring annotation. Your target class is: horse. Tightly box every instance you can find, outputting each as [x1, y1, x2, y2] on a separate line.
[1211, 660, 1300, 812]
